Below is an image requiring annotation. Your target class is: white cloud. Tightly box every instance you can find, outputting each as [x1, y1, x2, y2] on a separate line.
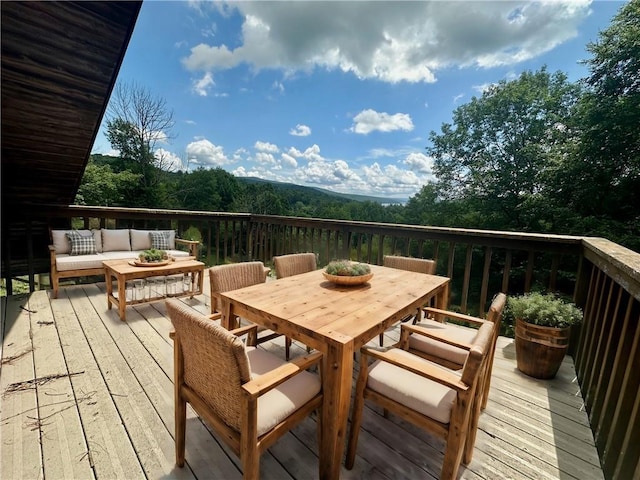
[192, 71, 215, 96]
[281, 153, 298, 168]
[453, 93, 465, 104]
[154, 148, 184, 172]
[182, 1, 591, 83]
[351, 109, 414, 135]
[290, 124, 311, 136]
[186, 138, 229, 166]
[254, 141, 279, 153]
[403, 152, 434, 175]
[255, 152, 277, 165]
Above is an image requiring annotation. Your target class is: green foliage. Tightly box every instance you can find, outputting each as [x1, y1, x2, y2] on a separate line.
[325, 260, 371, 276]
[139, 249, 168, 262]
[428, 67, 583, 232]
[181, 226, 202, 243]
[505, 292, 583, 328]
[75, 159, 141, 206]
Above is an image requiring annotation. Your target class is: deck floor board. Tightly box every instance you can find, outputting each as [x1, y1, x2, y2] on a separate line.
[1, 282, 604, 479]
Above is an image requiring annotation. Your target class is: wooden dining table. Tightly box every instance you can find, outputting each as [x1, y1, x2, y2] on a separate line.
[218, 264, 450, 479]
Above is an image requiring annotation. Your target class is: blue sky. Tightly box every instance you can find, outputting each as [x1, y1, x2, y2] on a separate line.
[91, 0, 626, 200]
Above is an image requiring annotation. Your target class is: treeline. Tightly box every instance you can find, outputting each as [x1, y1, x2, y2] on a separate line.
[78, 2, 639, 252]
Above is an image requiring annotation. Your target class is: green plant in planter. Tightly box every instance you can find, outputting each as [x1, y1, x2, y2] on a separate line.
[507, 292, 583, 379]
[506, 292, 583, 328]
[139, 248, 168, 263]
[325, 260, 371, 276]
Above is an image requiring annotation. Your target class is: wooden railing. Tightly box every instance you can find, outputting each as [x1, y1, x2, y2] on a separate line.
[2, 204, 639, 479]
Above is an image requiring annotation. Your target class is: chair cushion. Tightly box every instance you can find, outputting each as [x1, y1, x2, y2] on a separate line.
[367, 348, 458, 424]
[246, 347, 321, 436]
[66, 230, 97, 256]
[409, 319, 478, 366]
[102, 229, 131, 252]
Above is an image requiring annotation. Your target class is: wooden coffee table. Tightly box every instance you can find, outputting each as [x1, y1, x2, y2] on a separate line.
[103, 258, 205, 320]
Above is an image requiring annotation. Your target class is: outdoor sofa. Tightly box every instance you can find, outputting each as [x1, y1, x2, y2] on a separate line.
[49, 228, 199, 298]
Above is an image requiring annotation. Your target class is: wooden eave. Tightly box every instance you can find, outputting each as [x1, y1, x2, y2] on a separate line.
[1, 1, 142, 215]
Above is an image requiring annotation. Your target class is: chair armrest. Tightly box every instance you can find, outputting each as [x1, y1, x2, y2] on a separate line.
[230, 324, 258, 338]
[422, 307, 488, 326]
[361, 346, 468, 392]
[242, 351, 323, 399]
[208, 312, 222, 321]
[175, 238, 200, 257]
[401, 323, 475, 351]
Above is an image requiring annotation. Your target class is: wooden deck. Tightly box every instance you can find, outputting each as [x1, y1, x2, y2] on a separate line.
[1, 280, 604, 479]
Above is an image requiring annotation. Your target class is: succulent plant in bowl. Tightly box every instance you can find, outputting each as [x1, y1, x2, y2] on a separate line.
[325, 260, 371, 276]
[139, 248, 168, 263]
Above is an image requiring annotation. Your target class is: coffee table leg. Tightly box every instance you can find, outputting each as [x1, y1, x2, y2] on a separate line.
[105, 268, 113, 310]
[117, 274, 126, 321]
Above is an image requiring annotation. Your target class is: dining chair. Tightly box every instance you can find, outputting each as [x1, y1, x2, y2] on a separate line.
[400, 292, 507, 410]
[166, 298, 323, 480]
[209, 261, 282, 347]
[346, 321, 494, 480]
[273, 253, 317, 359]
[378, 255, 437, 346]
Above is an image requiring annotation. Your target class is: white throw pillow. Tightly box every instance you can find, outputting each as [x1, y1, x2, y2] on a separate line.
[101, 229, 131, 252]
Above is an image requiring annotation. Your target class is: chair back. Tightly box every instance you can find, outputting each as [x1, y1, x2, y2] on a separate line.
[209, 261, 266, 313]
[384, 255, 436, 275]
[273, 253, 317, 279]
[167, 299, 250, 433]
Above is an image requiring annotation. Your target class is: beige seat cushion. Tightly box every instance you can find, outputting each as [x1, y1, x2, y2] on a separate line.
[367, 348, 458, 424]
[55, 249, 191, 272]
[246, 347, 321, 436]
[408, 319, 478, 366]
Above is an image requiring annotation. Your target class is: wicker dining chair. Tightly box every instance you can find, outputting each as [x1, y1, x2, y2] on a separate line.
[166, 299, 323, 479]
[401, 292, 507, 410]
[209, 261, 282, 347]
[346, 321, 494, 480]
[379, 255, 437, 346]
[273, 253, 317, 359]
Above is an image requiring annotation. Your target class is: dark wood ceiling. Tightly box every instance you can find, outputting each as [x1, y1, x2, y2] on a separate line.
[1, 1, 141, 213]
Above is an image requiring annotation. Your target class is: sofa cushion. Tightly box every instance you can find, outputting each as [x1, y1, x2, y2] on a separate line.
[130, 229, 153, 250]
[150, 231, 171, 250]
[66, 230, 97, 256]
[102, 229, 131, 252]
[55, 249, 192, 272]
[52, 229, 102, 254]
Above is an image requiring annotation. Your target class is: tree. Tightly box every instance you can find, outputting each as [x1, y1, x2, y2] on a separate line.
[105, 82, 175, 206]
[75, 158, 141, 206]
[427, 68, 582, 232]
[562, 1, 640, 242]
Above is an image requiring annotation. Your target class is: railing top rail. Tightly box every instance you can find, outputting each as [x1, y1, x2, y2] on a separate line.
[250, 214, 584, 251]
[583, 237, 640, 301]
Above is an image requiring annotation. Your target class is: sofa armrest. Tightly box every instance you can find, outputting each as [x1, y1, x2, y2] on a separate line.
[175, 238, 199, 257]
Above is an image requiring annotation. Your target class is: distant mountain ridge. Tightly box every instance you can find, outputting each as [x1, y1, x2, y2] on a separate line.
[239, 177, 407, 204]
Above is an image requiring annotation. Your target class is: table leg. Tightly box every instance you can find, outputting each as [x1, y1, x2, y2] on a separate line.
[117, 274, 127, 321]
[105, 268, 113, 310]
[436, 282, 450, 310]
[320, 341, 354, 480]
